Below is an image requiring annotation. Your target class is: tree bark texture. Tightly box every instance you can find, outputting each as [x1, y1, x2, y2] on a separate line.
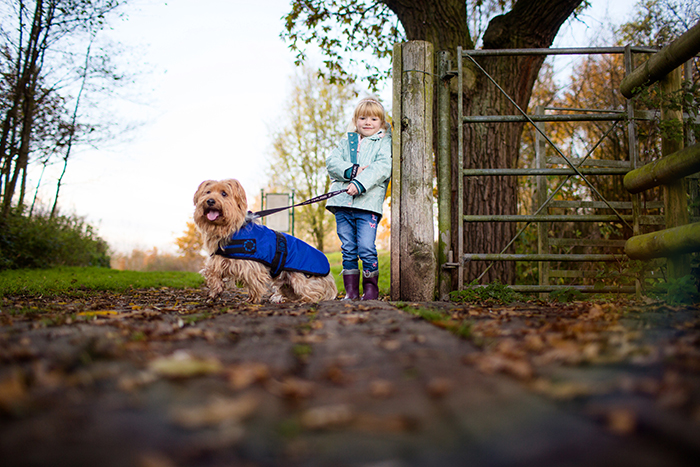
[384, 0, 472, 50]
[386, 0, 583, 285]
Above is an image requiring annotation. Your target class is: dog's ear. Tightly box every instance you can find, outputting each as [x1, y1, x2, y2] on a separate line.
[194, 180, 214, 205]
[223, 179, 248, 212]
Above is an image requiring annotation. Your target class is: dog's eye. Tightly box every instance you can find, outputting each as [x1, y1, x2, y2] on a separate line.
[221, 191, 228, 197]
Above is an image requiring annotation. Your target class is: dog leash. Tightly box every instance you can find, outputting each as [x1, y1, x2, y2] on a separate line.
[251, 188, 348, 220]
[253, 133, 362, 220]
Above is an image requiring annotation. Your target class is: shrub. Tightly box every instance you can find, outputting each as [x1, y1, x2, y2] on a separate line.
[549, 287, 584, 303]
[649, 275, 700, 305]
[0, 208, 110, 270]
[449, 281, 524, 305]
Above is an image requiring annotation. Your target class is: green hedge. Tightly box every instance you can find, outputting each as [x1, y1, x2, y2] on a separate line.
[0, 209, 110, 270]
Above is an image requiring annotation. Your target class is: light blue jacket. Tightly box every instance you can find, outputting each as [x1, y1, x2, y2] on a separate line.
[325, 126, 392, 217]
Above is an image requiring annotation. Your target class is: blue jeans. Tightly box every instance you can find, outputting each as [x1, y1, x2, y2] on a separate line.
[335, 208, 380, 273]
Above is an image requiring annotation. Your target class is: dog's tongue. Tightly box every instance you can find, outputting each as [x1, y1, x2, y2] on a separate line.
[207, 210, 220, 221]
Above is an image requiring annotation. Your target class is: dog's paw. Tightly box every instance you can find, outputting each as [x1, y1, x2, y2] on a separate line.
[269, 292, 285, 304]
[206, 292, 222, 303]
[206, 280, 225, 299]
[206, 285, 224, 301]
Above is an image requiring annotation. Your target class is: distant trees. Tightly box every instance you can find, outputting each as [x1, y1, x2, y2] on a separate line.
[266, 66, 357, 251]
[110, 247, 203, 272]
[522, 0, 699, 196]
[0, 0, 129, 218]
[618, 0, 700, 48]
[110, 221, 205, 272]
[175, 221, 203, 259]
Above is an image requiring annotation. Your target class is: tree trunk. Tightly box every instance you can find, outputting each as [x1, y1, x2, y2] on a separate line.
[386, 0, 583, 285]
[1, 0, 52, 217]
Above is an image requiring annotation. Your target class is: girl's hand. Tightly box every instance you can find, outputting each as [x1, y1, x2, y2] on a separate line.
[356, 165, 368, 176]
[347, 184, 359, 196]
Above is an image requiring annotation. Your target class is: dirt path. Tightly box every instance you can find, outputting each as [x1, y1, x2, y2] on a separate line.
[1, 289, 699, 466]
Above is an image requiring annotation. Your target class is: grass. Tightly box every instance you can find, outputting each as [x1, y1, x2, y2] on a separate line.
[0, 266, 204, 297]
[327, 250, 390, 296]
[0, 250, 390, 298]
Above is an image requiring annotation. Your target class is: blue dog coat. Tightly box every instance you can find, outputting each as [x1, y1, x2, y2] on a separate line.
[214, 221, 330, 278]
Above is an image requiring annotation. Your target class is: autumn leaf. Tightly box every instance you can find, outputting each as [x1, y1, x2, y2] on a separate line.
[149, 351, 223, 378]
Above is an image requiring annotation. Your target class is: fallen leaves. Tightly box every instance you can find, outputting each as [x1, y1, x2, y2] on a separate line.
[1, 286, 699, 466]
[228, 362, 270, 390]
[379, 339, 401, 351]
[530, 378, 603, 400]
[466, 353, 534, 381]
[149, 351, 223, 378]
[297, 403, 419, 434]
[77, 310, 119, 318]
[426, 377, 454, 398]
[340, 313, 369, 325]
[459, 302, 651, 379]
[437, 300, 700, 425]
[300, 404, 354, 430]
[606, 407, 638, 435]
[369, 379, 395, 398]
[0, 369, 27, 415]
[170, 393, 261, 429]
[267, 377, 316, 400]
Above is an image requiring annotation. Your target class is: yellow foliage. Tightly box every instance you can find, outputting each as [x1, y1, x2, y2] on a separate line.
[175, 221, 203, 258]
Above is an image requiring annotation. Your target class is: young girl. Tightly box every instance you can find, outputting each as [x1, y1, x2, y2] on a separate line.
[326, 98, 392, 300]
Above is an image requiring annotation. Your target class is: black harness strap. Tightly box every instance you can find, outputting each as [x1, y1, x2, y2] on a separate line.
[269, 232, 288, 278]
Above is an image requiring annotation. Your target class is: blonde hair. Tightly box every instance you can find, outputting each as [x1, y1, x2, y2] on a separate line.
[351, 98, 388, 131]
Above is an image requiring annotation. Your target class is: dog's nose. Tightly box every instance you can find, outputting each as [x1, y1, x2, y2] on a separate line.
[207, 198, 215, 206]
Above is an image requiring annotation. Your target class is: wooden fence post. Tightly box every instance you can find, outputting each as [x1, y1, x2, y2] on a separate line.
[661, 67, 691, 279]
[391, 41, 436, 301]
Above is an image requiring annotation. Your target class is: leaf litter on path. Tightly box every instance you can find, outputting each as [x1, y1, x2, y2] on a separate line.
[1, 289, 699, 466]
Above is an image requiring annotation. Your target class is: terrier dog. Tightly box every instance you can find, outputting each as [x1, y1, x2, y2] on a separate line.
[194, 179, 338, 303]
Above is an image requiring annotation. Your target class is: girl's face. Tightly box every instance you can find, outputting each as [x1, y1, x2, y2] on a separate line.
[356, 115, 382, 137]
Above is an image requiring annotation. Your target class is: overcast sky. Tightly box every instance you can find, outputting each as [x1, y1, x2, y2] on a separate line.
[27, 0, 638, 255]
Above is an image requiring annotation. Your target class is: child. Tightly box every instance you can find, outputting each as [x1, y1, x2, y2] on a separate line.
[326, 98, 392, 300]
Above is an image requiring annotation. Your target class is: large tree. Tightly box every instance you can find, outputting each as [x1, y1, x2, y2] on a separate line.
[283, 0, 585, 285]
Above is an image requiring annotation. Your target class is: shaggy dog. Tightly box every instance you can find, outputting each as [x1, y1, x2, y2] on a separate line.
[194, 179, 338, 303]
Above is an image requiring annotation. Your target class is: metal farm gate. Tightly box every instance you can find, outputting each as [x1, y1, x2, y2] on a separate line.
[391, 23, 700, 301]
[437, 26, 700, 298]
[390, 24, 700, 301]
[441, 45, 658, 297]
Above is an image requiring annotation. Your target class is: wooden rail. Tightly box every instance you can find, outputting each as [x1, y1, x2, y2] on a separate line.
[620, 21, 700, 98]
[626, 223, 700, 260]
[622, 20, 700, 278]
[624, 143, 700, 194]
